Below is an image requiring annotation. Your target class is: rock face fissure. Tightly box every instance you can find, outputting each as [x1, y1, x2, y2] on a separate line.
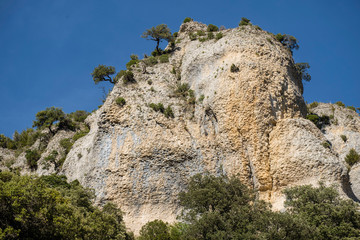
[3, 22, 358, 234]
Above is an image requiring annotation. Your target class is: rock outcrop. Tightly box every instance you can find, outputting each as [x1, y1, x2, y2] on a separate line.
[1, 22, 359, 234]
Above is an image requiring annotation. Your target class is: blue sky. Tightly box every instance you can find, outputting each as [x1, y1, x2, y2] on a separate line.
[0, 0, 359, 137]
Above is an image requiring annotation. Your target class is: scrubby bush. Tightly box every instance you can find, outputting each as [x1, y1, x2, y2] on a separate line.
[116, 97, 126, 107]
[173, 32, 178, 38]
[345, 148, 360, 166]
[196, 30, 205, 36]
[335, 101, 345, 107]
[207, 24, 218, 32]
[199, 37, 207, 42]
[143, 56, 158, 66]
[215, 32, 223, 40]
[130, 54, 138, 60]
[188, 32, 197, 41]
[159, 54, 169, 63]
[68, 110, 89, 123]
[308, 102, 319, 109]
[347, 106, 356, 111]
[72, 126, 90, 142]
[239, 17, 251, 26]
[230, 64, 239, 72]
[321, 141, 331, 149]
[183, 17, 193, 23]
[25, 149, 41, 170]
[0, 134, 16, 149]
[340, 135, 347, 142]
[126, 59, 139, 70]
[164, 106, 174, 118]
[198, 94, 205, 103]
[149, 103, 165, 113]
[115, 70, 135, 84]
[207, 32, 214, 40]
[174, 83, 190, 97]
[60, 138, 73, 155]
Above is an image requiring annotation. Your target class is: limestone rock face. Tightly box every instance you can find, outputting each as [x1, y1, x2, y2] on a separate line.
[56, 22, 358, 233]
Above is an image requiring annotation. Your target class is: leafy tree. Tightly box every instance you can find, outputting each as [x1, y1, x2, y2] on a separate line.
[141, 24, 173, 54]
[33, 107, 66, 135]
[68, 110, 89, 123]
[0, 172, 134, 240]
[92, 64, 117, 84]
[0, 134, 16, 149]
[183, 17, 193, 23]
[276, 33, 299, 52]
[207, 24, 218, 32]
[138, 220, 171, 240]
[295, 62, 311, 82]
[284, 183, 360, 239]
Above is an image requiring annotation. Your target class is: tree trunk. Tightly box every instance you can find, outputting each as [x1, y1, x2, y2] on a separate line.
[156, 39, 160, 53]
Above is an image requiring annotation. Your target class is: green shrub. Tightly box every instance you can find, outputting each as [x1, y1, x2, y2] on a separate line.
[215, 32, 223, 40]
[149, 103, 165, 113]
[173, 32, 178, 38]
[164, 106, 174, 118]
[335, 101, 345, 107]
[0, 134, 17, 149]
[187, 90, 196, 105]
[130, 54, 138, 60]
[68, 110, 89, 123]
[174, 83, 190, 97]
[347, 106, 356, 111]
[72, 126, 90, 142]
[138, 220, 170, 240]
[159, 54, 169, 63]
[230, 64, 239, 72]
[239, 17, 251, 26]
[116, 97, 126, 107]
[25, 149, 41, 170]
[275, 33, 284, 42]
[254, 25, 262, 30]
[126, 59, 139, 70]
[147, 80, 153, 85]
[143, 56, 158, 66]
[170, 67, 176, 75]
[60, 138, 73, 155]
[306, 114, 320, 126]
[198, 94, 205, 103]
[199, 37, 207, 42]
[116, 70, 135, 84]
[340, 135, 347, 142]
[207, 32, 214, 40]
[183, 17, 193, 23]
[0, 172, 133, 240]
[196, 30, 205, 36]
[189, 32, 197, 41]
[207, 24, 218, 32]
[321, 141, 331, 149]
[345, 148, 360, 166]
[308, 102, 319, 109]
[151, 48, 164, 57]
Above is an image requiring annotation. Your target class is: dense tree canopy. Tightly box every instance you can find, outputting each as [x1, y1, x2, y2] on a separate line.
[0, 172, 134, 240]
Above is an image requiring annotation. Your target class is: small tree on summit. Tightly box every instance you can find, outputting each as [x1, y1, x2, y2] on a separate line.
[141, 24, 172, 54]
[91, 65, 116, 84]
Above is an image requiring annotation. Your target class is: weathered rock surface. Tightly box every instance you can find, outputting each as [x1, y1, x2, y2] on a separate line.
[1, 22, 359, 234]
[59, 22, 359, 233]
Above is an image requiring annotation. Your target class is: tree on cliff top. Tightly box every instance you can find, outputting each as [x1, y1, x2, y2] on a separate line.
[92, 64, 116, 84]
[141, 24, 172, 54]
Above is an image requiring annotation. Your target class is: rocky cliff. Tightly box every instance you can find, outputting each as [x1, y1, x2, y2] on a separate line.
[1, 21, 359, 234]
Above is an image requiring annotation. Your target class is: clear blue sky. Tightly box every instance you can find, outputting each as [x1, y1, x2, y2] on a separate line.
[0, 0, 359, 137]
